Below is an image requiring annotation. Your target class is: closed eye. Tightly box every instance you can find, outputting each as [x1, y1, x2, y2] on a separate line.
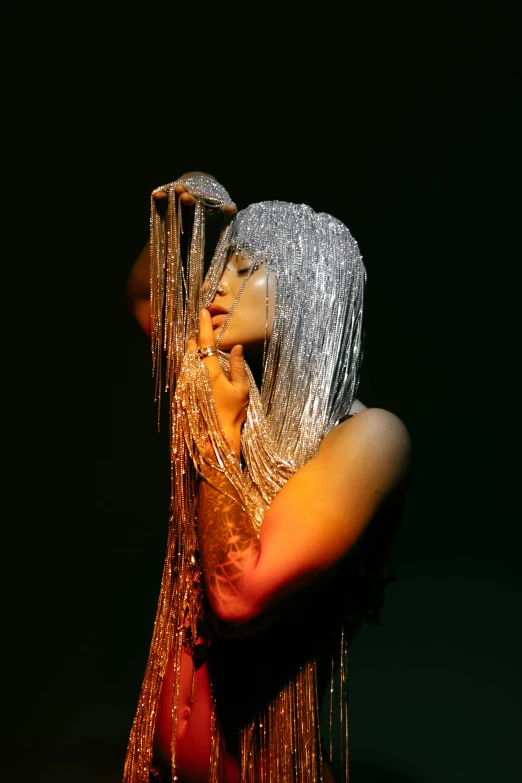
[225, 261, 261, 275]
[238, 262, 261, 275]
[225, 265, 251, 275]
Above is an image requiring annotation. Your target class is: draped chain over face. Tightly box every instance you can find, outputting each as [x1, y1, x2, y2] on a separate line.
[123, 175, 367, 783]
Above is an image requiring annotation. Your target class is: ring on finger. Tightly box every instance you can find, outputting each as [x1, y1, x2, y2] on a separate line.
[198, 346, 218, 359]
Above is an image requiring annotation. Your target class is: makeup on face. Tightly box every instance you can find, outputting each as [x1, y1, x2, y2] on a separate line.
[210, 251, 275, 355]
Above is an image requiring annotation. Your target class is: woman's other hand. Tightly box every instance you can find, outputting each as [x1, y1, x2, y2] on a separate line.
[186, 307, 248, 455]
[152, 182, 196, 207]
[153, 173, 237, 215]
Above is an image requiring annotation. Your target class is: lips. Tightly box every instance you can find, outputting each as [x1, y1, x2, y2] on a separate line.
[208, 303, 229, 328]
[210, 312, 228, 328]
[208, 304, 228, 316]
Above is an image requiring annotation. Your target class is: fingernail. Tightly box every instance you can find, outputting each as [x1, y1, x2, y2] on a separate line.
[237, 345, 244, 357]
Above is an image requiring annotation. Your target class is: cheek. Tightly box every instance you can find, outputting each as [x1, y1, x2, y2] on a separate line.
[267, 271, 276, 336]
[240, 289, 265, 327]
[232, 274, 273, 337]
[251, 275, 270, 303]
[249, 275, 273, 327]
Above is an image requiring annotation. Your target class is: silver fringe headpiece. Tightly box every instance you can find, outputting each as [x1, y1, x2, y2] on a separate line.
[205, 199, 366, 469]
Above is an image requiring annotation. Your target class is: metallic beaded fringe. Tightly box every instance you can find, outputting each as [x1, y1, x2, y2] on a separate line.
[123, 174, 366, 783]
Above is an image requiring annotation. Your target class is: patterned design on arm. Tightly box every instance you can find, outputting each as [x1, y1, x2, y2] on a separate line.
[198, 467, 260, 619]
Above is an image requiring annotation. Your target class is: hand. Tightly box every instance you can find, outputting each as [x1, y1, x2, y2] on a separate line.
[152, 182, 195, 207]
[153, 182, 237, 215]
[186, 308, 249, 455]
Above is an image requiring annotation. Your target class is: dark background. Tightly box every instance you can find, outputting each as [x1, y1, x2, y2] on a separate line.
[8, 2, 521, 782]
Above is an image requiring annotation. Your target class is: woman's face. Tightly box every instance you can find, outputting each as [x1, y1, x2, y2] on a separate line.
[207, 251, 276, 355]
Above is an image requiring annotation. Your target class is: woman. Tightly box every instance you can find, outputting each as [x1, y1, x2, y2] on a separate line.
[123, 172, 413, 783]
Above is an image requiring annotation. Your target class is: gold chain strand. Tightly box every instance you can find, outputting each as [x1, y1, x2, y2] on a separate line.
[339, 622, 349, 783]
[343, 628, 350, 783]
[329, 642, 335, 763]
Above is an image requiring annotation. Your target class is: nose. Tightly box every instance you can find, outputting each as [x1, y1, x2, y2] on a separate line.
[204, 262, 234, 300]
[216, 282, 229, 296]
[202, 278, 229, 296]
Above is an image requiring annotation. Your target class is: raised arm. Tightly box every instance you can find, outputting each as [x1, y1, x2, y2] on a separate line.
[190, 309, 413, 637]
[125, 172, 236, 337]
[126, 237, 153, 336]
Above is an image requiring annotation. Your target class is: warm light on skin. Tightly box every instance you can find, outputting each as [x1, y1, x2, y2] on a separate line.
[209, 251, 276, 356]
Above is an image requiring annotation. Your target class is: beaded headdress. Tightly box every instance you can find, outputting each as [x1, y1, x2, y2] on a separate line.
[123, 174, 367, 783]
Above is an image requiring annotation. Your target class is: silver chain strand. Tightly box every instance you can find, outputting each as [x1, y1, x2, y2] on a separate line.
[225, 201, 366, 470]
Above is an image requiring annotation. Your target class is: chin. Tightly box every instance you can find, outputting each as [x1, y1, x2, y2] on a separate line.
[214, 334, 234, 352]
[214, 326, 239, 350]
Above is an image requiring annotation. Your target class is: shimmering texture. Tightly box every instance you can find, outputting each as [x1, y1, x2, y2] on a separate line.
[124, 175, 365, 783]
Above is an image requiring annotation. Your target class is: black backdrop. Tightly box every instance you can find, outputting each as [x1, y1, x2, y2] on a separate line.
[8, 2, 521, 782]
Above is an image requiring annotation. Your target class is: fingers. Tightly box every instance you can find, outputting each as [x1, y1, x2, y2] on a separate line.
[191, 310, 246, 386]
[186, 312, 248, 440]
[186, 310, 246, 391]
[186, 336, 198, 353]
[152, 188, 195, 207]
[197, 308, 221, 379]
[152, 184, 196, 205]
[229, 344, 246, 386]
[174, 183, 196, 206]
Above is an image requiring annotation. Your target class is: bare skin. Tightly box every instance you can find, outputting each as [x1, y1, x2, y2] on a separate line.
[128, 174, 413, 782]
[187, 309, 411, 632]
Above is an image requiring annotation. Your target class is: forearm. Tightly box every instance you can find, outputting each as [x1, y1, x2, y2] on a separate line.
[126, 239, 152, 335]
[197, 459, 326, 640]
[198, 450, 260, 627]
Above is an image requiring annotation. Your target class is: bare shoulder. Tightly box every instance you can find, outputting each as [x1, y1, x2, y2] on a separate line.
[351, 406, 412, 445]
[319, 406, 413, 496]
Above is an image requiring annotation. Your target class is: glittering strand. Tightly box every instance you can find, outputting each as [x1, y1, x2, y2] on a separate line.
[174, 349, 296, 532]
[123, 179, 366, 782]
[149, 175, 236, 424]
[340, 624, 350, 783]
[123, 175, 235, 783]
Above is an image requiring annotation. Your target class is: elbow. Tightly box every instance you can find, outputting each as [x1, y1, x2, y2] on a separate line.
[210, 600, 257, 634]
[201, 546, 264, 635]
[207, 587, 299, 640]
[207, 594, 269, 639]
[210, 612, 268, 640]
